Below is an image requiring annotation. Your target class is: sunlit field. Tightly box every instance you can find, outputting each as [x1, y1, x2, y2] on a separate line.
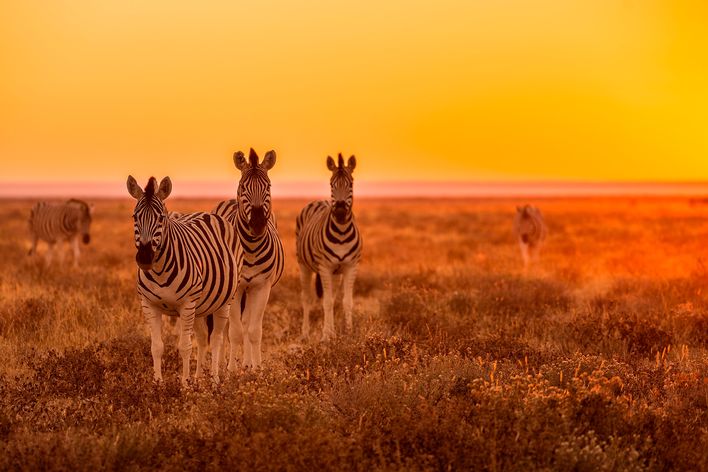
[1, 197, 707, 470]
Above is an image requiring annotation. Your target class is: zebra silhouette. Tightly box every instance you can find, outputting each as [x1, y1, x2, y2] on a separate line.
[214, 148, 284, 369]
[28, 199, 93, 268]
[296, 153, 362, 341]
[127, 175, 242, 383]
[513, 204, 547, 270]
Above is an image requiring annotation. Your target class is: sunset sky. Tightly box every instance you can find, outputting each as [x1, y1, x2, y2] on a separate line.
[2, 1, 708, 190]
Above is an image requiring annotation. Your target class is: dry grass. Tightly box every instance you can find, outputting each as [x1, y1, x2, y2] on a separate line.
[1, 196, 707, 471]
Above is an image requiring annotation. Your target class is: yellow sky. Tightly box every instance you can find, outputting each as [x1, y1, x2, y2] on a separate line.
[1, 1, 707, 184]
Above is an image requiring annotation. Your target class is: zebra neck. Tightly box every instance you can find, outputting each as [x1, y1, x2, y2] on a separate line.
[62, 211, 77, 231]
[151, 221, 176, 274]
[327, 212, 354, 232]
[236, 211, 268, 245]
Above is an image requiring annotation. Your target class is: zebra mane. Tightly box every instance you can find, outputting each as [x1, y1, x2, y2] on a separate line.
[66, 199, 92, 220]
[249, 148, 259, 167]
[144, 177, 158, 198]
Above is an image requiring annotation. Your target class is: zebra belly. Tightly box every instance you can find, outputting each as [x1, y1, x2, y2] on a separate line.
[139, 283, 192, 316]
[240, 263, 275, 286]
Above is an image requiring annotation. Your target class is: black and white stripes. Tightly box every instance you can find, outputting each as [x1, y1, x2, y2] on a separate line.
[213, 148, 284, 369]
[28, 199, 93, 267]
[127, 175, 242, 383]
[296, 153, 362, 341]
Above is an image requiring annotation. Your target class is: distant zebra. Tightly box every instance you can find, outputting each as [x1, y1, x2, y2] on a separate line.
[513, 204, 547, 270]
[28, 199, 94, 267]
[296, 153, 362, 341]
[214, 148, 284, 369]
[127, 175, 242, 384]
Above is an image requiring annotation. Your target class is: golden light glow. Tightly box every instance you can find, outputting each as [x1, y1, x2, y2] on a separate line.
[2, 1, 708, 185]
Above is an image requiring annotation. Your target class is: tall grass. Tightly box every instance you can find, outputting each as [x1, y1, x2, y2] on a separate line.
[0, 197, 707, 470]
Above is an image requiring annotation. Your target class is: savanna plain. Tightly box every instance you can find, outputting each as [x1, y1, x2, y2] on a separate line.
[0, 197, 707, 471]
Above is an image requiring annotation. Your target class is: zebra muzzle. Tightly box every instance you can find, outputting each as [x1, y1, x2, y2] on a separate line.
[333, 204, 348, 223]
[136, 244, 154, 271]
[249, 207, 267, 236]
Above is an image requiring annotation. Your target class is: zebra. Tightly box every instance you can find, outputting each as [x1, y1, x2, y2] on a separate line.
[296, 153, 362, 341]
[28, 199, 94, 267]
[213, 148, 284, 369]
[513, 204, 547, 270]
[127, 175, 242, 384]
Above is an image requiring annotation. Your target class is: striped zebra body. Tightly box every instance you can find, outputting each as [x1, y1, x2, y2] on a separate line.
[296, 153, 362, 341]
[28, 199, 93, 267]
[128, 175, 242, 383]
[213, 199, 283, 287]
[213, 148, 284, 369]
[513, 204, 547, 270]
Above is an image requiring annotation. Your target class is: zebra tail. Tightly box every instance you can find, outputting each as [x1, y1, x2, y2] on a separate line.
[315, 274, 323, 298]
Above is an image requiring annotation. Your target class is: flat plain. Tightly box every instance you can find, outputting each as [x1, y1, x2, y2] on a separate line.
[0, 197, 707, 471]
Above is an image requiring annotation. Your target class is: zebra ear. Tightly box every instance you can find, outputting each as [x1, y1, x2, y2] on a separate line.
[326, 156, 337, 171]
[126, 175, 144, 200]
[157, 177, 172, 200]
[234, 151, 247, 171]
[347, 155, 356, 172]
[262, 150, 276, 170]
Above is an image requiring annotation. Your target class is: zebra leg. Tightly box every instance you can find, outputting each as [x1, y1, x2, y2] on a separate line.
[143, 304, 164, 382]
[178, 306, 197, 385]
[342, 265, 358, 333]
[531, 243, 542, 264]
[210, 305, 229, 382]
[71, 236, 80, 268]
[45, 242, 56, 267]
[298, 263, 314, 340]
[240, 288, 255, 368]
[194, 316, 208, 378]
[320, 271, 336, 342]
[28, 235, 38, 256]
[244, 283, 272, 369]
[228, 286, 246, 373]
[57, 241, 67, 265]
[519, 241, 530, 271]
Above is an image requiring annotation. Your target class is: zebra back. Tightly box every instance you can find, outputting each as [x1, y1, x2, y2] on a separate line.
[29, 200, 92, 243]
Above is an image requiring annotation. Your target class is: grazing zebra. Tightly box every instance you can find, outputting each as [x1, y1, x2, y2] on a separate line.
[513, 204, 547, 270]
[127, 175, 242, 384]
[296, 153, 362, 341]
[213, 148, 284, 369]
[28, 199, 94, 267]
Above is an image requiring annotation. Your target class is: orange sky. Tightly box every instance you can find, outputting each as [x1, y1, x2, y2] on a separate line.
[1, 1, 708, 185]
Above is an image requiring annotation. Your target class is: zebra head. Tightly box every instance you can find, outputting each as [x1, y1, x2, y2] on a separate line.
[516, 205, 537, 244]
[66, 199, 93, 244]
[234, 148, 276, 236]
[127, 175, 172, 271]
[326, 153, 356, 224]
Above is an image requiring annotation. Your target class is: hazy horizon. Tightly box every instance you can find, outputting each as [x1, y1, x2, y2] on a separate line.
[4, 179, 708, 199]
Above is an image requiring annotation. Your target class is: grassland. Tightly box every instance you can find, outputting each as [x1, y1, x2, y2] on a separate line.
[0, 196, 707, 471]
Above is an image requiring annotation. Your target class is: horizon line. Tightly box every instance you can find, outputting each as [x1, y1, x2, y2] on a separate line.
[3, 180, 708, 199]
